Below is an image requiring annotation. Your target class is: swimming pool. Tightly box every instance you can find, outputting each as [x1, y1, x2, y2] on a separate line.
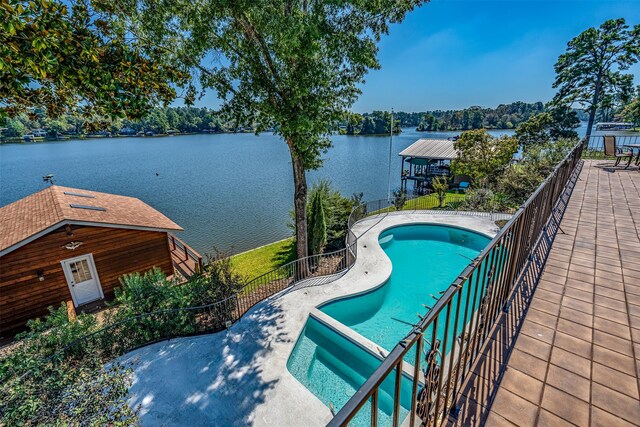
[287, 224, 491, 425]
[321, 225, 489, 352]
[286, 316, 414, 426]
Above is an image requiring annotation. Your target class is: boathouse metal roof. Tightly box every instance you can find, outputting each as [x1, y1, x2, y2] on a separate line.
[0, 185, 182, 256]
[399, 138, 458, 160]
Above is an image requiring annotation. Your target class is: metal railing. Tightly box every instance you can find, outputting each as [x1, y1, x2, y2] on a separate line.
[583, 134, 640, 158]
[16, 189, 512, 367]
[327, 140, 584, 427]
[347, 193, 514, 231]
[53, 232, 359, 361]
[168, 233, 204, 275]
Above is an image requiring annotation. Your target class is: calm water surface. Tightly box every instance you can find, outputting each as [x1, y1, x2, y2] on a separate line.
[0, 125, 597, 255]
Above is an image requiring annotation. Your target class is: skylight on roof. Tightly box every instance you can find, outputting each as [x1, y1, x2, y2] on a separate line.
[69, 204, 106, 211]
[64, 191, 95, 198]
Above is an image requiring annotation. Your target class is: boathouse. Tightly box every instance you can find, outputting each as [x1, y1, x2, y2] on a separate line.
[0, 186, 202, 333]
[399, 138, 459, 192]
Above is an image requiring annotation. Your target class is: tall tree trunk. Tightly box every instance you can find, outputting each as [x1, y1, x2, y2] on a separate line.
[288, 140, 310, 278]
[585, 76, 602, 143]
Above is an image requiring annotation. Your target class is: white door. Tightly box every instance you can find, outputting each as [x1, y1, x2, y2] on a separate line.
[61, 254, 104, 306]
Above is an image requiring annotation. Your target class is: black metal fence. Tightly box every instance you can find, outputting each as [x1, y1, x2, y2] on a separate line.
[326, 140, 584, 427]
[55, 231, 359, 362]
[347, 194, 514, 230]
[47, 186, 515, 364]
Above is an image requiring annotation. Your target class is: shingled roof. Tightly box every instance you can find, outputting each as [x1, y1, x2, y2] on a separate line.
[0, 186, 183, 256]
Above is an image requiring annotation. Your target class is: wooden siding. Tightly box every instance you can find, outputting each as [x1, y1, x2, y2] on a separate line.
[0, 225, 173, 333]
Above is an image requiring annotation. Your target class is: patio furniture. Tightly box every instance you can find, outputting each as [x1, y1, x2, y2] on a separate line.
[451, 175, 471, 193]
[604, 135, 634, 168]
[622, 143, 640, 166]
[458, 182, 470, 193]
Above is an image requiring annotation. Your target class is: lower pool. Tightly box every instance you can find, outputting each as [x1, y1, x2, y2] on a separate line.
[286, 316, 413, 426]
[287, 224, 491, 425]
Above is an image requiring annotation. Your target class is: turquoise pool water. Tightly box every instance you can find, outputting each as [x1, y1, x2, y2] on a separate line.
[287, 224, 491, 425]
[286, 316, 413, 426]
[321, 225, 490, 352]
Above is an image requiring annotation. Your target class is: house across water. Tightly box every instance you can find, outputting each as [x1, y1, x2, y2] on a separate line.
[0, 186, 202, 334]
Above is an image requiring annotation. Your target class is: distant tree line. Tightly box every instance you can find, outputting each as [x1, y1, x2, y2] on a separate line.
[1, 107, 240, 138]
[416, 102, 547, 131]
[342, 111, 401, 135]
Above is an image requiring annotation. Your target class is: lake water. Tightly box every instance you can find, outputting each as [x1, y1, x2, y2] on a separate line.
[0, 125, 595, 255]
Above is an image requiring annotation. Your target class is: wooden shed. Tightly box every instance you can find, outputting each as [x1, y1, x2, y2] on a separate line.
[0, 186, 202, 334]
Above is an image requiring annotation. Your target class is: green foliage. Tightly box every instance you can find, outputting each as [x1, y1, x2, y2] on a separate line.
[451, 129, 519, 188]
[111, 268, 182, 317]
[344, 112, 364, 135]
[99, 0, 427, 262]
[416, 102, 546, 131]
[622, 86, 640, 126]
[1, 262, 244, 426]
[1, 106, 237, 139]
[498, 163, 543, 206]
[358, 111, 400, 135]
[392, 188, 408, 210]
[432, 176, 449, 207]
[515, 112, 553, 147]
[623, 98, 640, 126]
[303, 181, 357, 252]
[499, 139, 576, 205]
[308, 190, 327, 255]
[0, 305, 135, 426]
[112, 262, 243, 321]
[515, 104, 580, 149]
[552, 18, 640, 138]
[0, 0, 187, 121]
[460, 188, 497, 212]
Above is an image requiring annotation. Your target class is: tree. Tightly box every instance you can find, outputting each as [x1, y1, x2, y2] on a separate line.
[304, 181, 355, 251]
[552, 18, 640, 140]
[547, 104, 580, 140]
[451, 129, 518, 188]
[345, 112, 363, 135]
[3, 116, 26, 137]
[0, 0, 187, 122]
[432, 176, 448, 207]
[515, 104, 579, 149]
[308, 190, 327, 256]
[622, 85, 640, 126]
[100, 1, 428, 264]
[515, 112, 552, 148]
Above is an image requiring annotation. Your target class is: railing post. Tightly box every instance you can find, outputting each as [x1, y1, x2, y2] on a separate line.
[501, 211, 526, 303]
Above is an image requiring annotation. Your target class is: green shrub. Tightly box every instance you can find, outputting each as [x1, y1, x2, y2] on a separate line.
[1, 260, 244, 426]
[295, 181, 358, 251]
[498, 163, 543, 205]
[392, 188, 407, 210]
[462, 188, 496, 211]
[0, 305, 135, 426]
[308, 190, 327, 255]
[498, 139, 575, 206]
[432, 176, 449, 207]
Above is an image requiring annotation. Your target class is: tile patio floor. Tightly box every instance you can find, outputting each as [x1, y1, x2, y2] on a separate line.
[449, 160, 640, 427]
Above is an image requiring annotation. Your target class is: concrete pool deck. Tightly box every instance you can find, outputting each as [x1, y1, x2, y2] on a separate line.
[120, 211, 505, 426]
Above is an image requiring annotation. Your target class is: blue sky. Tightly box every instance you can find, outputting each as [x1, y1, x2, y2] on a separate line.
[193, 0, 640, 112]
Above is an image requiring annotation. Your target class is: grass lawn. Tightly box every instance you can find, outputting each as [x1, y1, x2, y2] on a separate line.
[402, 191, 466, 210]
[230, 191, 466, 281]
[230, 238, 296, 280]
